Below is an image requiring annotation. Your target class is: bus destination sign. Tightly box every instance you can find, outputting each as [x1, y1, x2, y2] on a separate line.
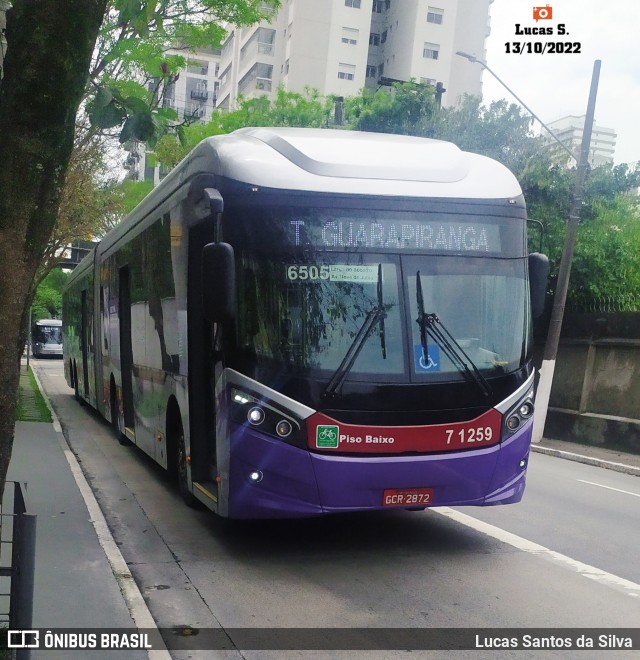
[289, 218, 501, 253]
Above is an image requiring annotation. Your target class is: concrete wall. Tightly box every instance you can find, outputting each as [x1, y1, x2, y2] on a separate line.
[542, 331, 640, 454]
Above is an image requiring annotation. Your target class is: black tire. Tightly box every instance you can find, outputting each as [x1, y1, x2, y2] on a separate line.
[73, 362, 84, 405]
[110, 380, 130, 445]
[110, 382, 119, 435]
[176, 420, 201, 508]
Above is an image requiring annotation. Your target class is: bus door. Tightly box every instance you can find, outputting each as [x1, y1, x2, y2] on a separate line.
[118, 266, 135, 432]
[81, 291, 90, 398]
[186, 220, 217, 492]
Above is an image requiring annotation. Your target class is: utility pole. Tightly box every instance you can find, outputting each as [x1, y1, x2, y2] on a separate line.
[532, 60, 601, 442]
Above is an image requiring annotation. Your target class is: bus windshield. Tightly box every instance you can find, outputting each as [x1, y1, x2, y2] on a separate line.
[226, 205, 531, 385]
[33, 324, 63, 345]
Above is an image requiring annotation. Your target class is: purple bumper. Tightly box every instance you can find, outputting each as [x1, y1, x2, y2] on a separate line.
[227, 421, 533, 519]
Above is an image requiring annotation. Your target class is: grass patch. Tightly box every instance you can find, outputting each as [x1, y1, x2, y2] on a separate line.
[15, 366, 52, 423]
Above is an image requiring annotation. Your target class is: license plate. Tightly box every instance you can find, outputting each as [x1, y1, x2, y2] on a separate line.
[383, 488, 434, 507]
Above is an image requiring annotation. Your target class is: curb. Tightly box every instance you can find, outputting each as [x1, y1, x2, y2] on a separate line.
[531, 444, 640, 477]
[29, 364, 171, 660]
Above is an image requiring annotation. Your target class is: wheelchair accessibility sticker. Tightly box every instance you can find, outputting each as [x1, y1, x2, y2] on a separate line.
[414, 344, 440, 372]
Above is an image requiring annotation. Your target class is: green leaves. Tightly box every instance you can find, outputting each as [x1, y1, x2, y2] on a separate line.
[345, 82, 438, 136]
[567, 195, 640, 310]
[88, 84, 156, 142]
[120, 112, 156, 144]
[114, 0, 153, 35]
[85, 0, 281, 148]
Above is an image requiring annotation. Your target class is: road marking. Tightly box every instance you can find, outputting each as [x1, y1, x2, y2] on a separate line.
[435, 507, 640, 599]
[577, 479, 640, 498]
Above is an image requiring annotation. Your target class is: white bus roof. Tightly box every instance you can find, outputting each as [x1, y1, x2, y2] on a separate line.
[164, 127, 523, 200]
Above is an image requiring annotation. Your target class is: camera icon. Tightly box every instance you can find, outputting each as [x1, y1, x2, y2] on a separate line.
[533, 4, 553, 20]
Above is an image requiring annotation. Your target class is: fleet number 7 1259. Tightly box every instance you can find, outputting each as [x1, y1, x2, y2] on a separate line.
[445, 426, 493, 444]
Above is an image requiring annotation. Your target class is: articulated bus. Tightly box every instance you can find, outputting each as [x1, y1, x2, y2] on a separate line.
[63, 128, 548, 518]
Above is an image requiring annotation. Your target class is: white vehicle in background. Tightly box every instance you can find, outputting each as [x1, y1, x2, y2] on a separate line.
[32, 318, 63, 358]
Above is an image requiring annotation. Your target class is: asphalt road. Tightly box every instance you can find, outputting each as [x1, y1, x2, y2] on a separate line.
[32, 359, 640, 659]
[454, 450, 640, 585]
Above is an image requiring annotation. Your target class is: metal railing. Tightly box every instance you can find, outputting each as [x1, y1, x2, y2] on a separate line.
[0, 481, 36, 660]
[567, 293, 640, 314]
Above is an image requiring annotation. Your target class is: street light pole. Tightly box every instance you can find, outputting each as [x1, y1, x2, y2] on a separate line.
[455, 51, 576, 163]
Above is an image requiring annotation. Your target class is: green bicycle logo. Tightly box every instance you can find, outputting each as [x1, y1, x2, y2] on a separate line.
[316, 425, 339, 448]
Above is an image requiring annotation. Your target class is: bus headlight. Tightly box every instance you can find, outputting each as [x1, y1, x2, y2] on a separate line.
[518, 401, 534, 418]
[502, 388, 534, 438]
[248, 407, 265, 425]
[275, 420, 293, 438]
[506, 415, 521, 431]
[230, 387, 306, 448]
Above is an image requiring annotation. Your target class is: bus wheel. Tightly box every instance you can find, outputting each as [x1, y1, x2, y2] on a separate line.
[175, 419, 200, 509]
[110, 379, 130, 446]
[73, 362, 83, 405]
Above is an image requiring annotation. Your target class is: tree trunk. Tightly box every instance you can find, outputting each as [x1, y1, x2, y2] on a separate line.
[0, 0, 108, 497]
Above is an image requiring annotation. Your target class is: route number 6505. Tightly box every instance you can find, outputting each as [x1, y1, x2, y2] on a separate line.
[287, 265, 330, 281]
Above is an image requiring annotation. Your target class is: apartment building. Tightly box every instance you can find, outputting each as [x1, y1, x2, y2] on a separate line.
[218, 0, 492, 110]
[125, 48, 221, 182]
[161, 50, 221, 124]
[545, 115, 617, 167]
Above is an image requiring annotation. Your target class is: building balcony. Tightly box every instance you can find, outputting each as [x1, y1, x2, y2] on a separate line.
[258, 42, 275, 56]
[184, 104, 206, 119]
[190, 89, 209, 101]
[255, 77, 273, 91]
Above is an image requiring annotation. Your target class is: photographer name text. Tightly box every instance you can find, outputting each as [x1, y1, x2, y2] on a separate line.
[506, 6, 581, 55]
[476, 634, 633, 650]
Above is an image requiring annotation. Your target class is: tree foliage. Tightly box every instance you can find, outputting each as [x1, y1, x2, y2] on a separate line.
[568, 196, 640, 309]
[344, 80, 438, 135]
[31, 270, 68, 322]
[520, 158, 640, 305]
[86, 0, 279, 146]
[429, 96, 542, 174]
[35, 138, 122, 286]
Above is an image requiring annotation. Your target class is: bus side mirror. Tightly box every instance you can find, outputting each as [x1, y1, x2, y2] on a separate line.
[529, 252, 549, 319]
[204, 188, 223, 215]
[202, 242, 236, 322]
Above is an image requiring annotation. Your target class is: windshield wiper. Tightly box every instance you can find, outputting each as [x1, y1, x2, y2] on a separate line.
[323, 264, 387, 399]
[415, 269, 429, 366]
[415, 271, 492, 399]
[377, 262, 387, 360]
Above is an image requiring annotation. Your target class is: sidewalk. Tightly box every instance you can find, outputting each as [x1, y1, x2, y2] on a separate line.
[9, 362, 163, 659]
[8, 424, 154, 658]
[533, 437, 640, 476]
